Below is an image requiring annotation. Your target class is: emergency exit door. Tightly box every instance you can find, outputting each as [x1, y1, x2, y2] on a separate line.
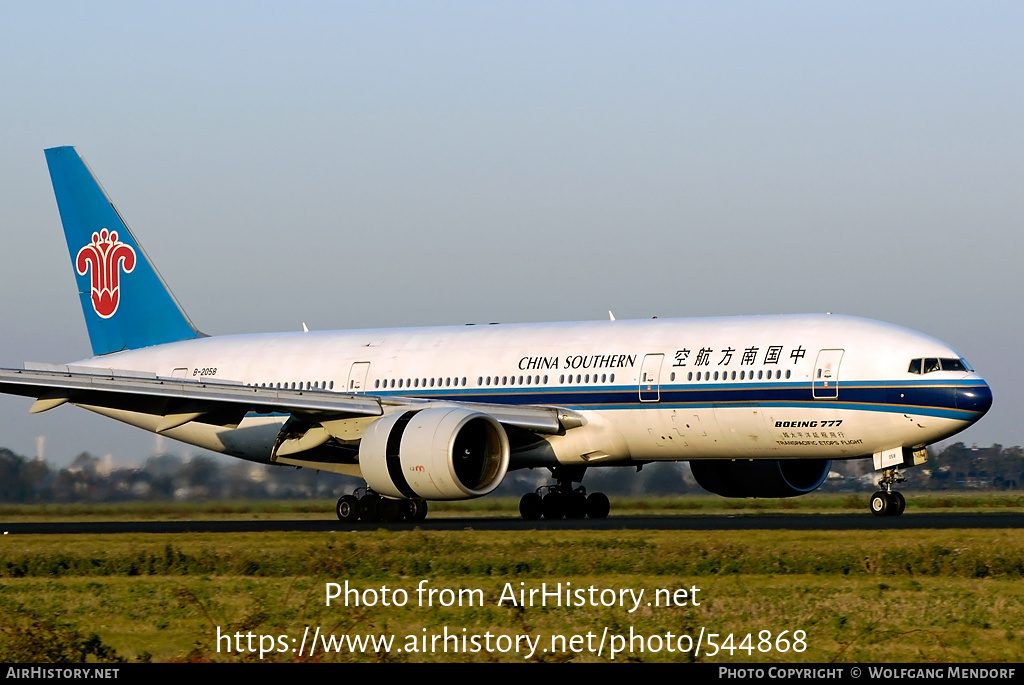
[346, 362, 371, 393]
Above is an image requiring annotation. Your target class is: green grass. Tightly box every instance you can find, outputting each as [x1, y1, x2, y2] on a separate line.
[1, 528, 1023, 662]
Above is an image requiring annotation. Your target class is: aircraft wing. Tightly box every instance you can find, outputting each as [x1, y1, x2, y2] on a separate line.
[0, 364, 581, 439]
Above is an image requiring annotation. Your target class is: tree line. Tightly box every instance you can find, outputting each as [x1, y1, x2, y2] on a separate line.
[0, 442, 1019, 503]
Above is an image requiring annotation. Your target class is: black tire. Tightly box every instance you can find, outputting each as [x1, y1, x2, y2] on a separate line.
[565, 492, 588, 519]
[405, 499, 428, 522]
[869, 491, 890, 517]
[890, 491, 906, 517]
[586, 492, 610, 519]
[519, 492, 543, 520]
[359, 495, 381, 522]
[542, 492, 565, 520]
[379, 497, 403, 522]
[336, 495, 359, 522]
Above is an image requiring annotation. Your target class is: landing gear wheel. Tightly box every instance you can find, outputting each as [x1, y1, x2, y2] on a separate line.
[542, 492, 566, 520]
[519, 492, 543, 520]
[586, 492, 610, 519]
[405, 499, 429, 522]
[565, 492, 588, 519]
[890, 491, 906, 517]
[379, 497, 403, 522]
[526, 467, 606, 522]
[873, 466, 907, 517]
[336, 495, 359, 522]
[869, 491, 890, 517]
[359, 494, 381, 522]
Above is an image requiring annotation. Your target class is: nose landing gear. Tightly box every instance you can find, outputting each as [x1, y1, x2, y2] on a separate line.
[869, 467, 906, 517]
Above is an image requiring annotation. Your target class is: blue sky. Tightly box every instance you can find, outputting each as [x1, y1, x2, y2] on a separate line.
[1, 2, 1021, 465]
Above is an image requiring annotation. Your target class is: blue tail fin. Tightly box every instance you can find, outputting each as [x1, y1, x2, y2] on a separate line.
[45, 146, 204, 356]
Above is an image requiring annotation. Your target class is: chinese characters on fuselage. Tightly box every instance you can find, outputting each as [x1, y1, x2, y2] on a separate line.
[673, 346, 807, 368]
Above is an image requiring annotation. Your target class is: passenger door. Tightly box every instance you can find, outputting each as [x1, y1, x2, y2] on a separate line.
[812, 349, 844, 399]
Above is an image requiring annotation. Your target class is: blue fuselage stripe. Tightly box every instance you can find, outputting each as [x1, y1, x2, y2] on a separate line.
[363, 381, 985, 421]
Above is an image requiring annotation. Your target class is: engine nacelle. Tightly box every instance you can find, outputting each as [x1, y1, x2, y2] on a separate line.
[359, 407, 510, 500]
[690, 459, 832, 498]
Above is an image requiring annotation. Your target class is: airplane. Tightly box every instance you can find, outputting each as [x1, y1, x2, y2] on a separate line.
[0, 146, 993, 522]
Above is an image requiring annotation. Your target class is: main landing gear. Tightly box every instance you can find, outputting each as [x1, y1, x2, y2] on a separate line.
[518, 467, 610, 521]
[336, 487, 428, 524]
[869, 467, 906, 517]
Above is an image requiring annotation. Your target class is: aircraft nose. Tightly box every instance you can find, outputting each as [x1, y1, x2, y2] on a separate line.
[956, 378, 993, 417]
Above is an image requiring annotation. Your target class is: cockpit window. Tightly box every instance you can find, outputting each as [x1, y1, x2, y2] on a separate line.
[940, 358, 968, 372]
[908, 357, 973, 374]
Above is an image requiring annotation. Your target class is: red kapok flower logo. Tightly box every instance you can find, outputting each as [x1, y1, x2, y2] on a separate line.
[76, 229, 137, 318]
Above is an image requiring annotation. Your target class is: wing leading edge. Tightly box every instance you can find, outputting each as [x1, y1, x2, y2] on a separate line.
[0, 364, 582, 443]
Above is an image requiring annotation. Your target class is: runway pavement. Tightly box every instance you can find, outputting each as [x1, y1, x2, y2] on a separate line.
[2, 512, 1022, 535]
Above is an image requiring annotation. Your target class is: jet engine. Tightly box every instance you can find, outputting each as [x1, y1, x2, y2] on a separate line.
[689, 459, 832, 498]
[358, 407, 510, 500]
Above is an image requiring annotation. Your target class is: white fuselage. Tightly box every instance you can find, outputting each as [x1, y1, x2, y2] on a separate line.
[69, 313, 990, 474]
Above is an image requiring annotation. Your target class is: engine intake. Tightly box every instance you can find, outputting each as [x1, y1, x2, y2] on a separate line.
[359, 407, 510, 500]
[690, 459, 832, 498]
